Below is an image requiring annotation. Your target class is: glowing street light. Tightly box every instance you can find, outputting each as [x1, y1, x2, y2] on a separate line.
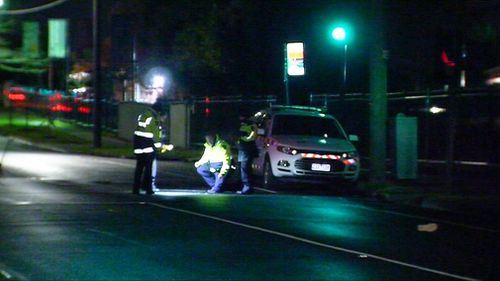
[331, 27, 346, 41]
[331, 26, 348, 94]
[152, 75, 165, 88]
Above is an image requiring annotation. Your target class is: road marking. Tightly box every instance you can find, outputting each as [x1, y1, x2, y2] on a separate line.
[0, 262, 26, 281]
[338, 201, 500, 234]
[251, 191, 499, 234]
[254, 187, 278, 194]
[0, 197, 31, 205]
[147, 202, 479, 281]
[95, 159, 134, 168]
[0, 270, 12, 279]
[155, 189, 207, 196]
[86, 228, 148, 248]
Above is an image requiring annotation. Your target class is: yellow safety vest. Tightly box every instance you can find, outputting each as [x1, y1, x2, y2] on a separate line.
[197, 136, 232, 175]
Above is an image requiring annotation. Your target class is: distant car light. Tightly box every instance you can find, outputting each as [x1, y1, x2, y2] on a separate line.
[429, 106, 446, 114]
[342, 151, 358, 159]
[8, 93, 26, 102]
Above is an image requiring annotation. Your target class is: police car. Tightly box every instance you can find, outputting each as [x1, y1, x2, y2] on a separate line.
[251, 105, 360, 188]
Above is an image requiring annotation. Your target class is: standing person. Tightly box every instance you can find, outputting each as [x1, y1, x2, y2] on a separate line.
[151, 103, 168, 192]
[236, 113, 258, 194]
[132, 103, 164, 195]
[194, 131, 232, 194]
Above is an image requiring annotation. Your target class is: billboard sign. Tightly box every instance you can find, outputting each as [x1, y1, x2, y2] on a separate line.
[48, 19, 67, 58]
[286, 42, 305, 76]
[23, 21, 40, 57]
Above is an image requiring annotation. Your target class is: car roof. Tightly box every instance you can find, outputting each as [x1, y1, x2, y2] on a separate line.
[257, 105, 335, 119]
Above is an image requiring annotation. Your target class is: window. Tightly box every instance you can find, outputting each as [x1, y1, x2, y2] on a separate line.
[272, 115, 345, 139]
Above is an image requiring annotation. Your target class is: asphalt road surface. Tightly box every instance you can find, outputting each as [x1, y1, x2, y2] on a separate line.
[0, 139, 497, 280]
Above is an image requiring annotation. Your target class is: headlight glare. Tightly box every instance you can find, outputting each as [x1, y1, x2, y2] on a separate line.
[277, 145, 298, 155]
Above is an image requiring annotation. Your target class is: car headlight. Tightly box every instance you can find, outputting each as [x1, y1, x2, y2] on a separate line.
[277, 145, 299, 155]
[341, 151, 358, 159]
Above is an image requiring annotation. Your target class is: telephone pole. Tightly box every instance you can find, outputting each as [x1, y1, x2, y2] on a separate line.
[369, 0, 388, 183]
[93, 0, 102, 147]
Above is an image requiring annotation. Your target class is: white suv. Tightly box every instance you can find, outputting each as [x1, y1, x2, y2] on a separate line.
[251, 106, 360, 188]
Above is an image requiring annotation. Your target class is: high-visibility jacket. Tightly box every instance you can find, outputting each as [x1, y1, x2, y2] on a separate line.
[237, 120, 258, 161]
[133, 108, 162, 155]
[239, 121, 258, 143]
[196, 135, 232, 175]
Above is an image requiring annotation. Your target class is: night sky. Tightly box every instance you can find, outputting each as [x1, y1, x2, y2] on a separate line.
[6, 0, 500, 98]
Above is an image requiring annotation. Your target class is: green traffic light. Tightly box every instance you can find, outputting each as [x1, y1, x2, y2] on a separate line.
[332, 27, 346, 41]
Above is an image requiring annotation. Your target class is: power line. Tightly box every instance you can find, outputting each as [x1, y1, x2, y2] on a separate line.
[0, 0, 69, 15]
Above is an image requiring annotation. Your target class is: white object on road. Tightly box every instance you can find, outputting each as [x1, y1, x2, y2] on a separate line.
[418, 223, 439, 232]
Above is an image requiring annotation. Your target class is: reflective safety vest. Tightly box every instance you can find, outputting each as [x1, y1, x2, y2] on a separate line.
[133, 109, 162, 155]
[237, 121, 258, 160]
[239, 121, 257, 143]
[197, 136, 232, 175]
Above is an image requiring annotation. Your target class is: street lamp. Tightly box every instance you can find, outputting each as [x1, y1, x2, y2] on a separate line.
[152, 75, 165, 89]
[331, 26, 348, 94]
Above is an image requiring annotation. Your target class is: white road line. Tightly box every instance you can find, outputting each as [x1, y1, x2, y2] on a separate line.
[147, 202, 480, 281]
[0, 269, 12, 279]
[255, 190, 499, 234]
[86, 228, 148, 247]
[254, 187, 278, 194]
[328, 199, 500, 234]
[95, 159, 134, 168]
[0, 197, 31, 205]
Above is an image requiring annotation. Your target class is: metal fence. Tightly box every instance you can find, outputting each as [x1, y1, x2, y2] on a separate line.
[309, 87, 500, 166]
[5, 84, 499, 169]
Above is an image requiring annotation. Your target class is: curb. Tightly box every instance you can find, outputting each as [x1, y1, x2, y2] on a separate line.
[8, 136, 68, 153]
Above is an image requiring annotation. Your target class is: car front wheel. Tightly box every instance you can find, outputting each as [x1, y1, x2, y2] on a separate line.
[262, 158, 276, 189]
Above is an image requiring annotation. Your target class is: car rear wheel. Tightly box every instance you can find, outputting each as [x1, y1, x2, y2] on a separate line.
[262, 158, 276, 189]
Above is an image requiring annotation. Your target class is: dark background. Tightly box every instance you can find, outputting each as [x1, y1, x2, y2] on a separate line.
[7, 0, 500, 101]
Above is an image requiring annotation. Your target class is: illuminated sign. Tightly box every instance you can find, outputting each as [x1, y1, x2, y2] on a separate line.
[48, 19, 67, 58]
[286, 42, 305, 76]
[23, 21, 40, 57]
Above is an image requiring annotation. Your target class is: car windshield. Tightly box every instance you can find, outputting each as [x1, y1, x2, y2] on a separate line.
[272, 115, 345, 139]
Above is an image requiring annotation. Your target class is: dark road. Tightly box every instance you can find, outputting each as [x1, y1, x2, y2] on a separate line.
[0, 140, 497, 280]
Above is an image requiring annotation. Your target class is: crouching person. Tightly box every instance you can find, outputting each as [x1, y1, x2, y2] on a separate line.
[194, 131, 231, 194]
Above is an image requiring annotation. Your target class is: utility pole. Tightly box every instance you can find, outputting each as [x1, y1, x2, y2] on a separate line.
[92, 0, 102, 147]
[284, 43, 290, 105]
[369, 0, 388, 184]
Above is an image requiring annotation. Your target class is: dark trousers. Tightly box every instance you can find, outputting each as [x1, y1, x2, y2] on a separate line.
[196, 162, 225, 191]
[239, 158, 252, 190]
[133, 153, 155, 194]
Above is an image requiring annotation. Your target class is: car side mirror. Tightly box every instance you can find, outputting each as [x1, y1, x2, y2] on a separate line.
[349, 135, 359, 142]
[257, 128, 265, 136]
